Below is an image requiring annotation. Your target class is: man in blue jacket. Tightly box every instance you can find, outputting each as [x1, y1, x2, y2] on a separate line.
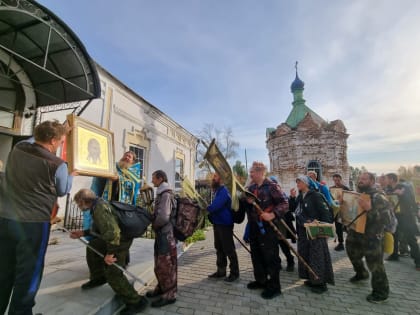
[207, 172, 239, 282]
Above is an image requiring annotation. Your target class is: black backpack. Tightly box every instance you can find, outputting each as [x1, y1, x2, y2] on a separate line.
[110, 201, 152, 239]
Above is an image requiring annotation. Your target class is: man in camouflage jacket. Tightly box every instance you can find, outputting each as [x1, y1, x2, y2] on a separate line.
[71, 189, 147, 315]
[345, 172, 392, 304]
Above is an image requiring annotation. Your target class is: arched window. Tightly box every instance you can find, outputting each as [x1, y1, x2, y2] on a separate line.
[307, 160, 322, 181]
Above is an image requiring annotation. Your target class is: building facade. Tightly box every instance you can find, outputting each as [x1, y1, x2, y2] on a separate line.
[266, 68, 349, 191]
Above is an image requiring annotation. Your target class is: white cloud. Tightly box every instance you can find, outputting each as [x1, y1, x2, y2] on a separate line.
[36, 0, 420, 172]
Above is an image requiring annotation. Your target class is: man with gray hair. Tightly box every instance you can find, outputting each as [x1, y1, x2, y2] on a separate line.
[0, 120, 75, 314]
[71, 189, 148, 315]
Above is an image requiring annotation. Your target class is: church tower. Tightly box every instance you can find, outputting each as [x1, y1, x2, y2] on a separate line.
[266, 63, 349, 190]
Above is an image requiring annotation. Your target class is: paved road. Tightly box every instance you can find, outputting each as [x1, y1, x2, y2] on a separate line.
[140, 225, 420, 315]
[33, 224, 419, 315]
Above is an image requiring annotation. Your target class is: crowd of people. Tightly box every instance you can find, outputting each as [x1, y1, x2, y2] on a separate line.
[0, 119, 419, 314]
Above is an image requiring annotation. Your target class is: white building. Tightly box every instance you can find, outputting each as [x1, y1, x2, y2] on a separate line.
[0, 1, 198, 216]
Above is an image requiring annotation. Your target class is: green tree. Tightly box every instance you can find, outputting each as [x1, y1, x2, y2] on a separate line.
[349, 165, 367, 190]
[232, 160, 247, 185]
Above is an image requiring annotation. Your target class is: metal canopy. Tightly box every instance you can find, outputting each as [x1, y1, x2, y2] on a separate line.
[0, 0, 100, 107]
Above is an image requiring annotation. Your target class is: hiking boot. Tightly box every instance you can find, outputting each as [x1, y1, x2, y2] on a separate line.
[349, 273, 369, 282]
[208, 271, 226, 279]
[366, 294, 388, 304]
[151, 297, 176, 308]
[334, 243, 345, 251]
[224, 274, 239, 282]
[261, 288, 281, 299]
[120, 296, 148, 315]
[81, 278, 107, 290]
[247, 281, 266, 290]
[310, 284, 328, 294]
[386, 254, 399, 261]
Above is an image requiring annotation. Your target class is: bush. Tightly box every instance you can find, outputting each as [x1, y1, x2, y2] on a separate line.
[184, 229, 206, 245]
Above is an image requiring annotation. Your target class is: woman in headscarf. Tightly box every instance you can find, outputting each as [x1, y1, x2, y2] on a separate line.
[290, 175, 334, 293]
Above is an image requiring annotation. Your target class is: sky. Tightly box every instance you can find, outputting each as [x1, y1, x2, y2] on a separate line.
[38, 0, 420, 175]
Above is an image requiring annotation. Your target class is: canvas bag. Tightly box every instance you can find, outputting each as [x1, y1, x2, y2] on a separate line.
[110, 201, 152, 238]
[171, 196, 201, 241]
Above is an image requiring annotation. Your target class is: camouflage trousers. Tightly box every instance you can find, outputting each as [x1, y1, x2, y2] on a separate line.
[154, 230, 177, 299]
[86, 237, 141, 304]
[346, 230, 389, 298]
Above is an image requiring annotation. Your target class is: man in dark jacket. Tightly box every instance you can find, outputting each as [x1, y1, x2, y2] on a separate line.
[243, 162, 289, 299]
[0, 120, 74, 315]
[207, 172, 239, 282]
[385, 173, 420, 270]
[330, 173, 351, 251]
[71, 189, 148, 315]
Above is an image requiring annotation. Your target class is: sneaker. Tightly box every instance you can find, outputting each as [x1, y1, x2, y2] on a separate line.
[208, 271, 226, 279]
[120, 296, 148, 315]
[247, 281, 266, 290]
[81, 278, 107, 290]
[310, 284, 328, 294]
[261, 288, 281, 299]
[224, 274, 239, 282]
[386, 254, 399, 261]
[151, 297, 176, 308]
[334, 243, 345, 251]
[349, 273, 369, 282]
[366, 294, 388, 304]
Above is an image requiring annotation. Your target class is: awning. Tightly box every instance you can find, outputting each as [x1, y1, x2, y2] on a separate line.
[0, 0, 100, 107]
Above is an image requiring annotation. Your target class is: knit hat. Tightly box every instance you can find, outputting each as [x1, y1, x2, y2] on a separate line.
[296, 175, 310, 186]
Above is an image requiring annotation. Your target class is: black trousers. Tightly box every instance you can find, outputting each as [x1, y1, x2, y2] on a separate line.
[213, 224, 239, 276]
[0, 217, 50, 315]
[392, 215, 420, 265]
[335, 220, 344, 244]
[249, 221, 281, 291]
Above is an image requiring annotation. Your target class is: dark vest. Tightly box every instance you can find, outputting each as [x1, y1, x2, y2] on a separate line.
[0, 141, 64, 222]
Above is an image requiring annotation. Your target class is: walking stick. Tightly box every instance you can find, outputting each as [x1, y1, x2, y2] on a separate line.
[250, 200, 320, 280]
[60, 226, 147, 286]
[232, 231, 251, 254]
[280, 218, 298, 241]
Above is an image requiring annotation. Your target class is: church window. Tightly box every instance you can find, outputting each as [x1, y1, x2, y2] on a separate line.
[129, 145, 145, 178]
[307, 160, 322, 180]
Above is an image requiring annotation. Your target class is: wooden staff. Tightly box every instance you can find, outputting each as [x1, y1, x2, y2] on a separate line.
[250, 199, 320, 280]
[280, 218, 298, 241]
[60, 226, 147, 286]
[232, 231, 251, 254]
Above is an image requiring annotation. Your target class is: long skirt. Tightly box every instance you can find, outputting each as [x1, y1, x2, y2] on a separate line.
[297, 225, 334, 285]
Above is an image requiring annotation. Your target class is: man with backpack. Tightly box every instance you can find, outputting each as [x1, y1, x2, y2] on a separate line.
[146, 170, 177, 307]
[345, 172, 392, 304]
[71, 189, 148, 315]
[207, 172, 239, 282]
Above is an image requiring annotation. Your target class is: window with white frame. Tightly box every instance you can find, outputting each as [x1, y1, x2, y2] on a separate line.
[129, 145, 145, 179]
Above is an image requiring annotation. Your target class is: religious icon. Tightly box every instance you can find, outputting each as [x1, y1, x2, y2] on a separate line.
[340, 191, 368, 234]
[66, 114, 116, 178]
